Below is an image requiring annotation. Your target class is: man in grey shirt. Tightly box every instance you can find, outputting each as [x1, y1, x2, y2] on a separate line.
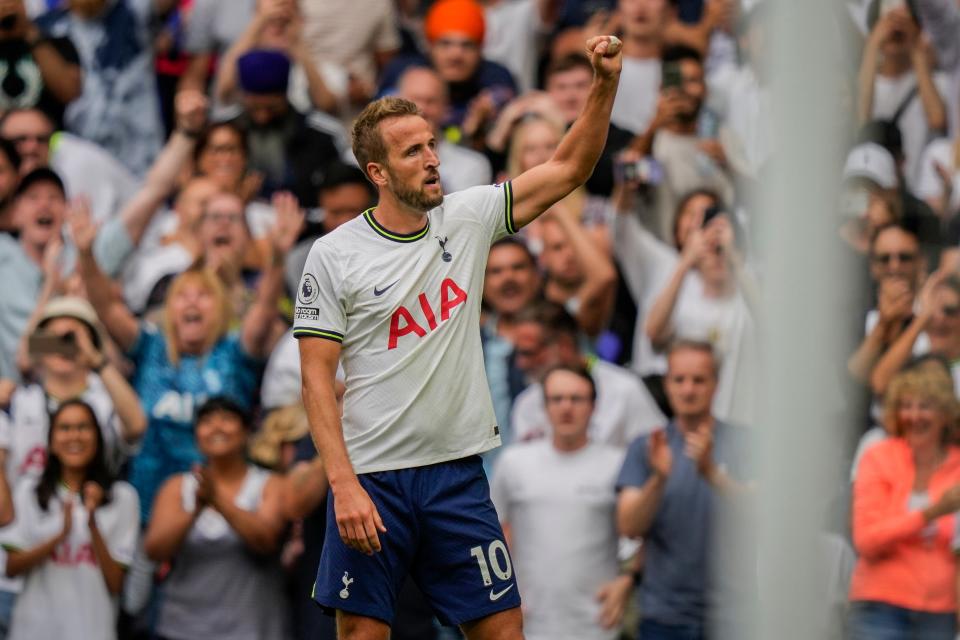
[616, 340, 749, 640]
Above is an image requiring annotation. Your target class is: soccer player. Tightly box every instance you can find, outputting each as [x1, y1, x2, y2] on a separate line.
[295, 35, 623, 640]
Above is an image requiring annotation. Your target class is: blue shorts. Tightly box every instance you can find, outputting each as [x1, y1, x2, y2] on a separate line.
[312, 456, 521, 626]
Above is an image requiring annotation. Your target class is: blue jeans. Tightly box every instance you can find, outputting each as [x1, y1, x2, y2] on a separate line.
[848, 601, 956, 640]
[639, 619, 706, 640]
[0, 589, 16, 640]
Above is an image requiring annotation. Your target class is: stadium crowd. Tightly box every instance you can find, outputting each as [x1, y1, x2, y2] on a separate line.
[0, 0, 953, 638]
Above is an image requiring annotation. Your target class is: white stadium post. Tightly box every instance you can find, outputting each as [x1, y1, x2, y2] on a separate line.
[728, 1, 853, 639]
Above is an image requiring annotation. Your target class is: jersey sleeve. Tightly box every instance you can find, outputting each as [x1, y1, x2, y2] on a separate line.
[451, 182, 517, 244]
[293, 239, 346, 344]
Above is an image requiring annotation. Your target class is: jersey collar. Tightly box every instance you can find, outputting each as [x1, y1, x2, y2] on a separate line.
[363, 208, 430, 243]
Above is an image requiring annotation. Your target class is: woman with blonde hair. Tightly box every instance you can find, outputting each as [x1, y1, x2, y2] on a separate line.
[75, 198, 303, 526]
[849, 359, 960, 639]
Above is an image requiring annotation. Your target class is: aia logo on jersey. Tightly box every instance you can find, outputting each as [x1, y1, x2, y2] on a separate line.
[388, 278, 467, 350]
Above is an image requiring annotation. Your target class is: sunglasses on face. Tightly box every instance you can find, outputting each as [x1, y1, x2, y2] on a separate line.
[872, 252, 917, 265]
[8, 134, 51, 146]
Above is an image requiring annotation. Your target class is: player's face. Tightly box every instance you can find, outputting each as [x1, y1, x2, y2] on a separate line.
[195, 410, 247, 459]
[543, 370, 594, 445]
[664, 348, 717, 420]
[378, 115, 443, 212]
[484, 244, 541, 316]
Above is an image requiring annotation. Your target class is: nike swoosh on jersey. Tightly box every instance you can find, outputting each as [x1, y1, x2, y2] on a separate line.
[373, 280, 400, 296]
[489, 584, 514, 602]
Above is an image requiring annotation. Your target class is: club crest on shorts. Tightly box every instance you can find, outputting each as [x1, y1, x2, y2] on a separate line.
[299, 274, 320, 305]
[340, 572, 354, 599]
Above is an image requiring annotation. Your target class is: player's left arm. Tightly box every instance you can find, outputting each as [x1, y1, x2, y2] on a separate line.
[510, 36, 622, 230]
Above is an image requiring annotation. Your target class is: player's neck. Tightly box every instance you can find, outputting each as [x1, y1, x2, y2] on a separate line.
[374, 192, 430, 235]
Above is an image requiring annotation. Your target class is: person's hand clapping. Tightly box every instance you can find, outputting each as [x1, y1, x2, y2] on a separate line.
[83, 481, 104, 528]
[647, 429, 673, 480]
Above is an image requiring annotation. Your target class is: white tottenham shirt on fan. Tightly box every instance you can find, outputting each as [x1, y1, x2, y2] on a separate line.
[294, 183, 518, 473]
[2, 479, 139, 640]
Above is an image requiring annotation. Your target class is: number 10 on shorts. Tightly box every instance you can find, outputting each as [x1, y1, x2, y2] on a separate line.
[469, 541, 513, 586]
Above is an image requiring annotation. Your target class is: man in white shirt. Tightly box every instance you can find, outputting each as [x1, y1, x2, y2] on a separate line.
[610, 0, 671, 134]
[858, 3, 949, 190]
[492, 365, 633, 640]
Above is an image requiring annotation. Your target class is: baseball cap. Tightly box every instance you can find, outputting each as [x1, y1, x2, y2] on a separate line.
[16, 166, 65, 198]
[842, 143, 898, 190]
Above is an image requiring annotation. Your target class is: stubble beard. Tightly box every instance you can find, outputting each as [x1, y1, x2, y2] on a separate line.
[388, 171, 443, 212]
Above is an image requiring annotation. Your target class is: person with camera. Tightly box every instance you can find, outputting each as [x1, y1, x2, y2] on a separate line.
[0, 295, 146, 481]
[858, 2, 949, 191]
[0, 0, 81, 127]
[627, 45, 733, 243]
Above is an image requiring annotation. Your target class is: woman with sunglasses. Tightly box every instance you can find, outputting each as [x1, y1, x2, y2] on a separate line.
[850, 362, 960, 639]
[872, 272, 960, 396]
[1, 399, 139, 640]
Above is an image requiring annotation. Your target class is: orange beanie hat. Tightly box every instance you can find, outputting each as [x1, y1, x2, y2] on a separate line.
[425, 0, 486, 45]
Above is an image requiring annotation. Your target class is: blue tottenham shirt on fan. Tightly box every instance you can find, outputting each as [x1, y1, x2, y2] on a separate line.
[126, 324, 262, 524]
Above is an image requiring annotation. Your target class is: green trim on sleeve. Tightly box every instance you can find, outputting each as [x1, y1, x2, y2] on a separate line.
[293, 328, 344, 343]
[504, 181, 516, 235]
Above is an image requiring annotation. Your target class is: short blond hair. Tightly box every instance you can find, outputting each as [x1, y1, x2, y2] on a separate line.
[352, 97, 421, 179]
[883, 358, 960, 442]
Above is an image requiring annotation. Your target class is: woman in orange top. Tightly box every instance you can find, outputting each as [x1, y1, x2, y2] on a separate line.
[850, 358, 960, 639]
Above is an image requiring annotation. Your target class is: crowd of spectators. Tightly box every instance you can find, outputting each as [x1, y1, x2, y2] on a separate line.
[0, 0, 956, 639]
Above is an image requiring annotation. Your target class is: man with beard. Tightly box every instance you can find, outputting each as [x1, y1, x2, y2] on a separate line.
[295, 35, 623, 640]
[481, 237, 543, 455]
[228, 48, 345, 204]
[629, 45, 734, 242]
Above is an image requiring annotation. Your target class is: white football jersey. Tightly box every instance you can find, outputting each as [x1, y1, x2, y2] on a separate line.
[294, 183, 517, 473]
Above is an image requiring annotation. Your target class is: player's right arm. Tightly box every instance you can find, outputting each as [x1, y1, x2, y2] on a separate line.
[299, 337, 386, 555]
